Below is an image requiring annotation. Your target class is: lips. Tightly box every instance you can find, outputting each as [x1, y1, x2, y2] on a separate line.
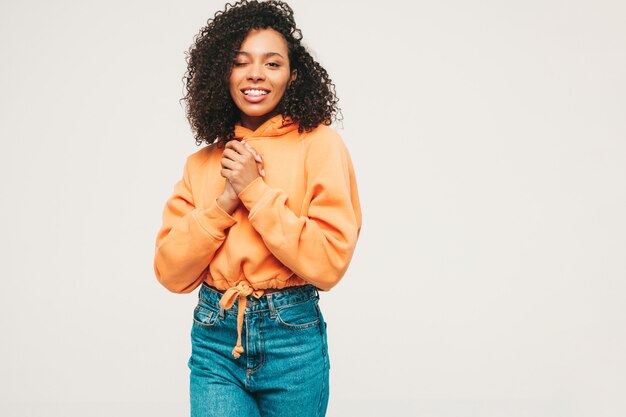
[241, 87, 270, 94]
[241, 87, 270, 103]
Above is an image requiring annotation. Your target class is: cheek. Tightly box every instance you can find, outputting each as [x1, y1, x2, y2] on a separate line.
[272, 76, 291, 96]
[228, 73, 240, 94]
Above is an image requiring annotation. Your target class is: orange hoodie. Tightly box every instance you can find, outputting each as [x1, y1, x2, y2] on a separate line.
[153, 114, 362, 358]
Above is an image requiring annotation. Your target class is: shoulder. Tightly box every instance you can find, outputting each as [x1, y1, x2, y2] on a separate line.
[302, 124, 353, 175]
[302, 123, 348, 154]
[185, 143, 220, 170]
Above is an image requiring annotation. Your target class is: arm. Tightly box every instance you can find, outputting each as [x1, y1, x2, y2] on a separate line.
[153, 155, 238, 293]
[237, 131, 362, 291]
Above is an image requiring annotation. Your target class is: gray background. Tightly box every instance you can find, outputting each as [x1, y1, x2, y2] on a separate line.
[1, 0, 625, 416]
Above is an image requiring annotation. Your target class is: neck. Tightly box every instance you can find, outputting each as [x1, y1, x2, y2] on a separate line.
[239, 110, 279, 132]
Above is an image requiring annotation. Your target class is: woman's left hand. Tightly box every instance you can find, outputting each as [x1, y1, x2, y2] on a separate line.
[220, 140, 265, 195]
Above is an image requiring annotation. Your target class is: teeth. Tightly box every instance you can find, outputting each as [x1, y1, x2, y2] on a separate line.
[244, 89, 268, 96]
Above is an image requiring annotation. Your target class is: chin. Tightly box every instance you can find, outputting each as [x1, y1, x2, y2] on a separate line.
[240, 106, 276, 118]
[244, 110, 271, 117]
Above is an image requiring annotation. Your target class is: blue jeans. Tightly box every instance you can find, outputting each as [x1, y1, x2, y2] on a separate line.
[188, 282, 330, 417]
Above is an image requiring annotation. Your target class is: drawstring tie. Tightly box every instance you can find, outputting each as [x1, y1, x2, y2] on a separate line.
[218, 281, 265, 359]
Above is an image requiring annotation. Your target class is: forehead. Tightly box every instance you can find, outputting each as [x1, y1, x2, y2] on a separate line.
[237, 28, 288, 55]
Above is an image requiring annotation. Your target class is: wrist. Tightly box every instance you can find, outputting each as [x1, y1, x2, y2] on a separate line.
[216, 195, 238, 215]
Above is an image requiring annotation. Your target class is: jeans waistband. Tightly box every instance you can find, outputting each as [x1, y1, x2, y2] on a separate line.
[199, 281, 319, 315]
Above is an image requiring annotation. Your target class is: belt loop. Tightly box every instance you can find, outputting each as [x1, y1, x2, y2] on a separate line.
[267, 293, 277, 319]
[218, 305, 225, 320]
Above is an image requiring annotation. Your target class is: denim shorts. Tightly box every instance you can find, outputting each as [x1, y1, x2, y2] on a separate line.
[188, 281, 330, 417]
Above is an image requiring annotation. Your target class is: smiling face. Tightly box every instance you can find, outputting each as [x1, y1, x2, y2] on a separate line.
[229, 28, 297, 131]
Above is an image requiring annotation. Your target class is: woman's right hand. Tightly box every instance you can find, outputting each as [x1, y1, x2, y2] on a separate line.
[217, 141, 264, 214]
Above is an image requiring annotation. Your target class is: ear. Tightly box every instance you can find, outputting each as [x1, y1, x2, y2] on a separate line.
[290, 69, 298, 84]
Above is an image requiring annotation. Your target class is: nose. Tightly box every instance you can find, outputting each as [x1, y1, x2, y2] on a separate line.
[247, 63, 265, 81]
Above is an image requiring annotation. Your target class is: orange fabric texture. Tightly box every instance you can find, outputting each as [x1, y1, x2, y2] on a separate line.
[153, 114, 362, 358]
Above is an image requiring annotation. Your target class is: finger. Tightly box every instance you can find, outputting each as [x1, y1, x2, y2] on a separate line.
[225, 140, 246, 156]
[220, 157, 239, 171]
[259, 153, 265, 177]
[247, 147, 265, 176]
[226, 140, 258, 170]
[222, 148, 242, 162]
[226, 139, 246, 152]
[241, 140, 262, 163]
[249, 148, 262, 163]
[226, 141, 256, 165]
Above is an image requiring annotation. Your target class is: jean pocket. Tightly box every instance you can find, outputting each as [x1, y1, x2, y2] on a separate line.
[192, 303, 220, 328]
[275, 298, 320, 330]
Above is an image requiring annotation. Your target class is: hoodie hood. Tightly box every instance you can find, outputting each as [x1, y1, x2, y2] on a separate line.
[233, 114, 300, 139]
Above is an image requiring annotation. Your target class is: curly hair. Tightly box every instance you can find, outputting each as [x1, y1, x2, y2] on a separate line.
[181, 0, 342, 147]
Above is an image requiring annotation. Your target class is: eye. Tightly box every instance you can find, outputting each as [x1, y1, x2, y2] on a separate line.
[267, 62, 280, 68]
[233, 62, 247, 67]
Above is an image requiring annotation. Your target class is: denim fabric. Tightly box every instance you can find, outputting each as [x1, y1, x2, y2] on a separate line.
[188, 282, 330, 417]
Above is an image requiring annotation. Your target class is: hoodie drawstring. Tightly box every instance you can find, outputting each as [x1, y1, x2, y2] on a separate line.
[218, 281, 265, 359]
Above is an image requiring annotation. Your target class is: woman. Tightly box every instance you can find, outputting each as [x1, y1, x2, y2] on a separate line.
[153, 1, 362, 416]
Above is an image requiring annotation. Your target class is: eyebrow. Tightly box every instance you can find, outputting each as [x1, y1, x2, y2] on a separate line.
[234, 51, 285, 59]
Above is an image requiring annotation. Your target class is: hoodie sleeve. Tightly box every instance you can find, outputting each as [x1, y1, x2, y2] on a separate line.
[236, 131, 362, 291]
[153, 155, 238, 293]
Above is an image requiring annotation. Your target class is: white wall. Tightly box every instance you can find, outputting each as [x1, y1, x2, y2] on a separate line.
[1, 0, 624, 416]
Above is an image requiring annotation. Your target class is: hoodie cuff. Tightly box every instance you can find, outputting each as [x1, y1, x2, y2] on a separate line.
[238, 177, 271, 213]
[192, 199, 237, 240]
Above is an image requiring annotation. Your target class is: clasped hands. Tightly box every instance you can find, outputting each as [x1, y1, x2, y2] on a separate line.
[219, 139, 265, 207]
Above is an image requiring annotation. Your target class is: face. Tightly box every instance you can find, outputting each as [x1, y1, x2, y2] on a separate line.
[229, 28, 297, 130]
